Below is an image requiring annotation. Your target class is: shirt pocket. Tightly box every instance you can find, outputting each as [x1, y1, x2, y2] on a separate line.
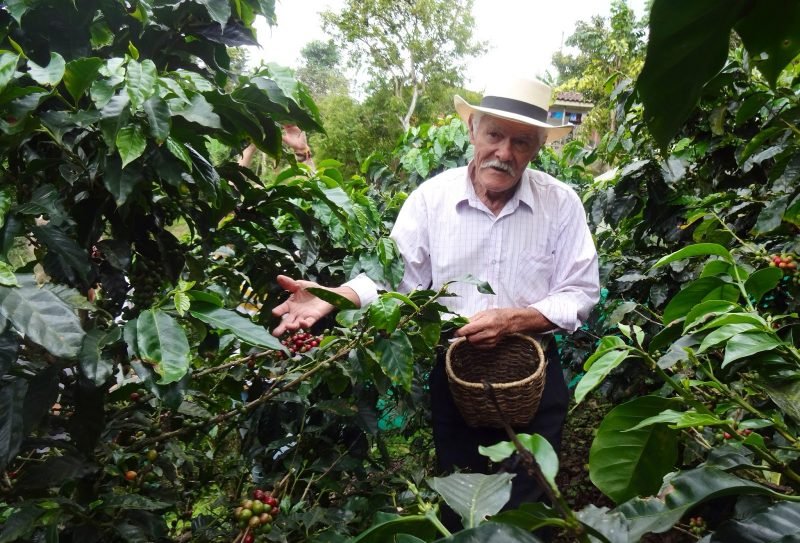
[516, 249, 554, 305]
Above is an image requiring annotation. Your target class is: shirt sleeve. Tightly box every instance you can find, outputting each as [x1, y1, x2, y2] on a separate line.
[529, 188, 600, 332]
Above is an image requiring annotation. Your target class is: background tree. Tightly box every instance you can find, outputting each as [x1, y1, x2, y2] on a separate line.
[321, 0, 485, 132]
[295, 39, 349, 100]
[550, 0, 647, 141]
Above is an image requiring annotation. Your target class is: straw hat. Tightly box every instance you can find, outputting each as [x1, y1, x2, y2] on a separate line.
[454, 78, 573, 143]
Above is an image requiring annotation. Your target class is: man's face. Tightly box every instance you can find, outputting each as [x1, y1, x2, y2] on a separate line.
[468, 114, 545, 194]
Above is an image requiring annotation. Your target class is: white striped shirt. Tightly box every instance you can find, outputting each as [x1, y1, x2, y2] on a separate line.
[345, 165, 600, 332]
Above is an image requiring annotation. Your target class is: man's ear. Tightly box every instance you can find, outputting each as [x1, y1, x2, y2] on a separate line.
[467, 114, 476, 143]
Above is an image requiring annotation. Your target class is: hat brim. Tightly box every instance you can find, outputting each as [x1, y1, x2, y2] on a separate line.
[454, 95, 573, 144]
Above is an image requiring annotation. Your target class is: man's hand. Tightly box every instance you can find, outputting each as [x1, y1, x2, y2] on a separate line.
[454, 307, 556, 348]
[271, 275, 334, 337]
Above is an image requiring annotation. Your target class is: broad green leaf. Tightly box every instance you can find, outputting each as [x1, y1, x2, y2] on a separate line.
[584, 336, 627, 370]
[0, 280, 85, 358]
[136, 309, 191, 385]
[0, 263, 17, 287]
[27, 52, 66, 86]
[143, 96, 170, 142]
[186, 290, 223, 307]
[751, 193, 790, 235]
[698, 323, 759, 353]
[428, 473, 515, 529]
[125, 59, 158, 110]
[306, 287, 357, 310]
[744, 267, 783, 304]
[712, 501, 800, 542]
[373, 330, 414, 391]
[735, 1, 800, 87]
[651, 244, 733, 269]
[613, 466, 782, 541]
[625, 409, 723, 431]
[0, 500, 43, 543]
[722, 332, 783, 367]
[662, 277, 739, 325]
[637, 1, 744, 149]
[171, 94, 221, 128]
[349, 513, 435, 543]
[698, 312, 767, 332]
[478, 433, 558, 488]
[367, 297, 402, 333]
[64, 57, 103, 103]
[166, 137, 192, 170]
[574, 349, 630, 405]
[432, 522, 543, 543]
[682, 300, 738, 331]
[0, 379, 27, 472]
[574, 505, 628, 543]
[32, 224, 92, 283]
[116, 124, 146, 168]
[758, 380, 800, 424]
[189, 303, 284, 351]
[590, 396, 679, 504]
[488, 502, 564, 534]
[0, 329, 18, 378]
[198, 0, 231, 25]
[0, 53, 19, 93]
[79, 328, 120, 386]
[103, 155, 142, 206]
[454, 274, 495, 295]
[97, 493, 172, 511]
[174, 292, 190, 316]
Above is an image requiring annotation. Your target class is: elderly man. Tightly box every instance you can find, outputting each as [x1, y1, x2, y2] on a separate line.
[271, 78, 600, 525]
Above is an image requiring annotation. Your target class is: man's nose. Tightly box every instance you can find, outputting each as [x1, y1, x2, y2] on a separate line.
[494, 138, 514, 160]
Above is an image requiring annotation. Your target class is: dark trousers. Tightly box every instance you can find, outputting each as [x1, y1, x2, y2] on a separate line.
[429, 340, 568, 530]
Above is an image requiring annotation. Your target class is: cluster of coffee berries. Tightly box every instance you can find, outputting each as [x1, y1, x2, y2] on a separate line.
[280, 330, 321, 356]
[715, 428, 753, 441]
[233, 489, 280, 542]
[768, 253, 797, 270]
[688, 516, 706, 535]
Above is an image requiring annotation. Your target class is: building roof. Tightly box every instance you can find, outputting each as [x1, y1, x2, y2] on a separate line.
[555, 90, 588, 103]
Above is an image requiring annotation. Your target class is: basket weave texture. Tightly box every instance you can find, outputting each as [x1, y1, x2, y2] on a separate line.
[445, 333, 547, 428]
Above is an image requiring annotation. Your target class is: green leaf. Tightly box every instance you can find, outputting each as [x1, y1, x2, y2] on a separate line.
[143, 96, 170, 142]
[758, 380, 800, 424]
[698, 323, 759, 352]
[32, 224, 92, 283]
[373, 330, 414, 391]
[97, 493, 172, 511]
[166, 137, 192, 170]
[744, 267, 783, 304]
[478, 433, 558, 488]
[171, 94, 221, 128]
[613, 466, 782, 541]
[433, 522, 544, 543]
[27, 52, 66, 86]
[488, 502, 564, 534]
[651, 244, 733, 269]
[174, 292, 190, 316]
[64, 57, 103, 103]
[367, 297, 402, 333]
[79, 328, 120, 386]
[662, 277, 739, 325]
[198, 0, 231, 26]
[698, 312, 767, 332]
[349, 513, 436, 543]
[0, 263, 17, 287]
[103, 155, 142, 206]
[682, 300, 738, 331]
[0, 379, 27, 472]
[735, 0, 800, 87]
[306, 287, 357, 310]
[428, 473, 515, 529]
[574, 349, 630, 405]
[135, 309, 191, 385]
[452, 274, 495, 295]
[0, 280, 85, 358]
[584, 336, 627, 370]
[189, 303, 284, 351]
[186, 290, 223, 307]
[116, 124, 147, 168]
[722, 332, 783, 367]
[590, 396, 679, 504]
[0, 53, 19, 93]
[125, 59, 158, 110]
[625, 409, 723, 431]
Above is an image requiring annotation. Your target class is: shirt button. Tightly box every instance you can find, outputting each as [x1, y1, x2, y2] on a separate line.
[491, 259, 497, 264]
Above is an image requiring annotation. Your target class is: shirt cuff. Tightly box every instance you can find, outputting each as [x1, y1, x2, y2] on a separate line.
[343, 273, 379, 307]
[529, 297, 579, 333]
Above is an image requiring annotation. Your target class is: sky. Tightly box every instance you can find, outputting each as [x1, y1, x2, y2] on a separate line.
[250, 0, 648, 93]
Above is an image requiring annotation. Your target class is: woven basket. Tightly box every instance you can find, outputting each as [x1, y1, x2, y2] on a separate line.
[445, 333, 547, 428]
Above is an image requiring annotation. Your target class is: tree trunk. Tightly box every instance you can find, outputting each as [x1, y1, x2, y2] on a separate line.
[401, 84, 419, 132]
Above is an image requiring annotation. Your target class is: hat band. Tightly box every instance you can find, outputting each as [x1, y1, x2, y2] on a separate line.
[480, 96, 548, 123]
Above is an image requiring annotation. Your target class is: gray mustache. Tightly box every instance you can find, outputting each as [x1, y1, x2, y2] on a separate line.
[480, 159, 516, 177]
